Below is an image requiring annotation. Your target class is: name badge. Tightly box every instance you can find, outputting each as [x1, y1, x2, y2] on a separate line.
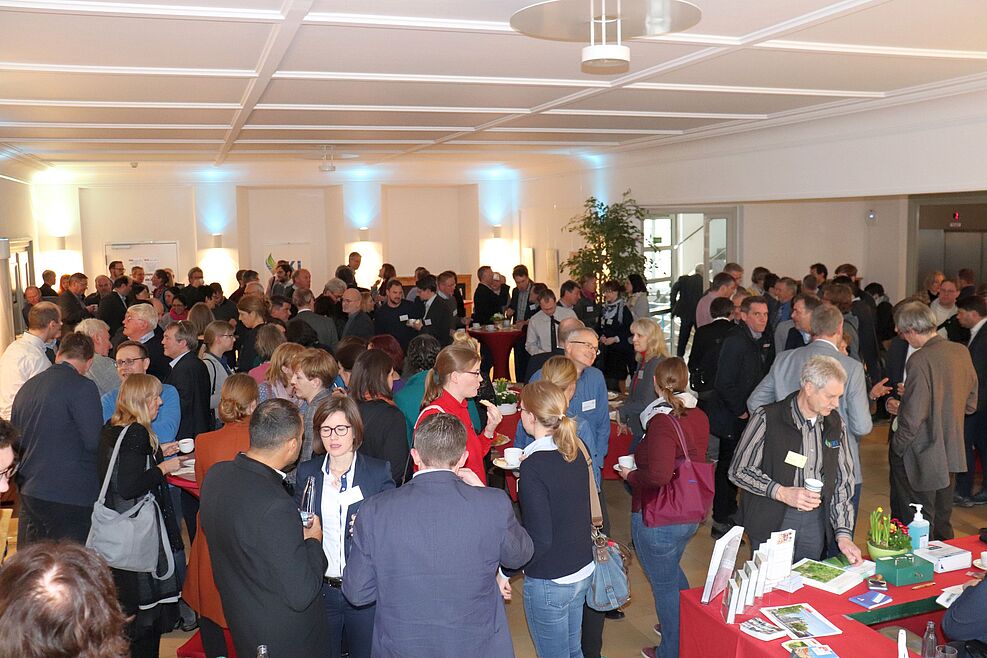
[582, 399, 597, 412]
[399, 314, 409, 321]
[339, 486, 364, 507]
[424, 319, 433, 326]
[586, 306, 594, 312]
[784, 451, 808, 468]
[529, 303, 538, 310]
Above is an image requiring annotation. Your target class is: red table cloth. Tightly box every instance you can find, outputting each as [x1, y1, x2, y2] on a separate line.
[167, 473, 200, 498]
[468, 327, 522, 380]
[679, 534, 984, 657]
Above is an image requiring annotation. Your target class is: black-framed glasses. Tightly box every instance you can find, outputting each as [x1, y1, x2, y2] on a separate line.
[462, 370, 482, 377]
[569, 340, 601, 355]
[0, 462, 17, 481]
[114, 357, 144, 368]
[319, 425, 352, 437]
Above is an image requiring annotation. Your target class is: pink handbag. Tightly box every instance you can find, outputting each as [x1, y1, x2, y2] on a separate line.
[642, 414, 715, 528]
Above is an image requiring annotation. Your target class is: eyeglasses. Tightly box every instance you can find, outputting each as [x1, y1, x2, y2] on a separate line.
[222, 333, 236, 338]
[0, 462, 17, 481]
[568, 340, 601, 355]
[114, 357, 144, 368]
[462, 370, 483, 377]
[319, 425, 352, 437]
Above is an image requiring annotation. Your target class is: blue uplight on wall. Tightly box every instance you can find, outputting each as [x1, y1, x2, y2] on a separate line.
[196, 183, 234, 235]
[345, 181, 381, 229]
[579, 152, 611, 204]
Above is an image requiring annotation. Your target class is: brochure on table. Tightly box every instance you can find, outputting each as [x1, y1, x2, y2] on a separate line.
[701, 525, 745, 604]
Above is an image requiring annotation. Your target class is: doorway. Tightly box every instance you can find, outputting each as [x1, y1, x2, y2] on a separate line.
[7, 238, 35, 336]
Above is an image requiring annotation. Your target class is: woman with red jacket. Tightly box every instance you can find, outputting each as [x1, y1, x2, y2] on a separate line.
[617, 357, 709, 658]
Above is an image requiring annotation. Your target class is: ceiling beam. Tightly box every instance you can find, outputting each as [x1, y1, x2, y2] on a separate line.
[214, 0, 313, 165]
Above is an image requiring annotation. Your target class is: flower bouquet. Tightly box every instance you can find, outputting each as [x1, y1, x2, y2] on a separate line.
[867, 507, 911, 559]
[493, 378, 519, 415]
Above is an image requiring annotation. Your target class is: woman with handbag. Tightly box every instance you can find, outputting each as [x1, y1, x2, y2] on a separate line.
[617, 357, 710, 658]
[509, 380, 594, 658]
[97, 374, 184, 658]
[184, 374, 258, 658]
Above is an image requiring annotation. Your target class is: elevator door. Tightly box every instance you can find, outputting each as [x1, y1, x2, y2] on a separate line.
[916, 230, 987, 287]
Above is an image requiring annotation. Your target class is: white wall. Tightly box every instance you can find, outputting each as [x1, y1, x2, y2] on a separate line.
[382, 185, 470, 275]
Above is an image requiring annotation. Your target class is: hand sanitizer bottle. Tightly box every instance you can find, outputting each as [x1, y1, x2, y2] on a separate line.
[908, 503, 930, 551]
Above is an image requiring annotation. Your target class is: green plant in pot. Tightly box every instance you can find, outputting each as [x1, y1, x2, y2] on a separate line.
[493, 378, 519, 414]
[867, 507, 911, 559]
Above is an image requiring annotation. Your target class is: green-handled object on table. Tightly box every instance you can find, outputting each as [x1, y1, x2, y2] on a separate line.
[874, 554, 934, 587]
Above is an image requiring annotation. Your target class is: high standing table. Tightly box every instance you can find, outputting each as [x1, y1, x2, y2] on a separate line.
[468, 326, 522, 380]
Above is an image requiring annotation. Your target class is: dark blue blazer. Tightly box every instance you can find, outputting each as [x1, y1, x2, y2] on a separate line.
[294, 452, 395, 562]
[342, 470, 534, 658]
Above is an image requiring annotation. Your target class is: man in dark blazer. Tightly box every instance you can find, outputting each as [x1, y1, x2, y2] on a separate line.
[472, 266, 501, 326]
[201, 399, 329, 658]
[11, 333, 102, 546]
[670, 266, 705, 357]
[97, 276, 131, 337]
[293, 288, 339, 350]
[413, 274, 453, 347]
[58, 272, 94, 334]
[956, 295, 987, 505]
[344, 413, 534, 658]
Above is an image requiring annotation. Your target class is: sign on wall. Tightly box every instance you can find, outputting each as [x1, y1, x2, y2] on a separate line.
[104, 241, 179, 286]
[260, 242, 312, 276]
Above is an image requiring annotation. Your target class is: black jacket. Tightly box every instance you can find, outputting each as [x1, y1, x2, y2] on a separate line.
[373, 300, 417, 349]
[58, 290, 92, 332]
[342, 311, 375, 341]
[507, 286, 539, 323]
[670, 273, 704, 321]
[143, 328, 172, 382]
[97, 292, 128, 336]
[688, 318, 734, 394]
[168, 352, 212, 439]
[710, 325, 774, 437]
[201, 454, 329, 658]
[472, 284, 501, 325]
[356, 399, 412, 485]
[414, 296, 453, 347]
[969, 326, 987, 414]
[851, 298, 882, 381]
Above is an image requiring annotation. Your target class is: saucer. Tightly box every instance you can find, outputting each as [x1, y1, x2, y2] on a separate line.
[612, 464, 636, 472]
[493, 458, 520, 471]
[974, 559, 986, 570]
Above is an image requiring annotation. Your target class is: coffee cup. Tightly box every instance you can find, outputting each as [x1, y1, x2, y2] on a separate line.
[617, 455, 636, 471]
[980, 550, 987, 566]
[178, 438, 195, 454]
[503, 448, 523, 468]
[804, 478, 823, 494]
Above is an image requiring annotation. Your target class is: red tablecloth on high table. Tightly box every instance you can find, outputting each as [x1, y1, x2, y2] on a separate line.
[468, 327, 522, 380]
[167, 473, 200, 498]
[680, 534, 984, 658]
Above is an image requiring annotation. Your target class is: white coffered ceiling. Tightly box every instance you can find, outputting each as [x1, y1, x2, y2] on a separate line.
[2, 0, 987, 167]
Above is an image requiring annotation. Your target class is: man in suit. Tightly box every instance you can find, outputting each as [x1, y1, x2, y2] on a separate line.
[58, 272, 94, 334]
[373, 278, 417, 350]
[119, 302, 170, 380]
[39, 269, 58, 298]
[472, 265, 501, 326]
[773, 294, 819, 355]
[344, 413, 533, 658]
[955, 295, 987, 506]
[413, 274, 453, 347]
[506, 265, 539, 379]
[688, 297, 735, 405]
[316, 277, 349, 338]
[97, 275, 130, 337]
[437, 270, 467, 324]
[84, 274, 112, 307]
[341, 287, 375, 340]
[293, 287, 339, 350]
[11, 333, 102, 545]
[201, 399, 329, 658]
[670, 265, 705, 356]
[525, 289, 576, 357]
[747, 304, 878, 543]
[890, 302, 978, 540]
[573, 275, 601, 329]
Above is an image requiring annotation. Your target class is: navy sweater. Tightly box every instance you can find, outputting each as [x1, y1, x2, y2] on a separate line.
[517, 448, 594, 580]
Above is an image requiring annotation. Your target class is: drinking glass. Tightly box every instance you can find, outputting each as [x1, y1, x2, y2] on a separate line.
[936, 646, 958, 658]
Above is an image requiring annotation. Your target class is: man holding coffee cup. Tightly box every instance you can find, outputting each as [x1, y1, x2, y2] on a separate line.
[730, 355, 862, 564]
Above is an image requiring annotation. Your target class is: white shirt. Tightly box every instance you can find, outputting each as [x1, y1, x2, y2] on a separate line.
[930, 299, 957, 326]
[525, 306, 577, 355]
[320, 453, 357, 578]
[168, 351, 190, 369]
[0, 332, 51, 420]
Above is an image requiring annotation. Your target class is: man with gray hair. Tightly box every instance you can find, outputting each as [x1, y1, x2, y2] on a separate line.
[316, 276, 349, 338]
[344, 413, 533, 658]
[731, 355, 861, 564]
[888, 301, 977, 539]
[75, 318, 120, 395]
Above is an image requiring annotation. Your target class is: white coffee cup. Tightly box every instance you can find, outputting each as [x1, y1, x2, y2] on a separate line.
[503, 448, 523, 468]
[980, 550, 987, 566]
[618, 455, 636, 470]
[804, 478, 823, 493]
[178, 438, 195, 454]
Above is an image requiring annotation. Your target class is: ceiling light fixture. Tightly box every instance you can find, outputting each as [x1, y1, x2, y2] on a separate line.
[510, 0, 701, 74]
[318, 145, 336, 173]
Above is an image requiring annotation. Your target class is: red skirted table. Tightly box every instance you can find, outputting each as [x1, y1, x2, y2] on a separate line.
[679, 534, 983, 657]
[468, 326, 522, 380]
[167, 472, 200, 498]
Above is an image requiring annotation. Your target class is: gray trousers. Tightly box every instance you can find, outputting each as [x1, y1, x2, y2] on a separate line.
[749, 505, 826, 562]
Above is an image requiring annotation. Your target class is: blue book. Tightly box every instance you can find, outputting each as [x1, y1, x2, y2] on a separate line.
[849, 590, 893, 610]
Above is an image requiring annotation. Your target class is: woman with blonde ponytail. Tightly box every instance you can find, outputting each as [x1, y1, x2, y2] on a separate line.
[506, 380, 594, 658]
[98, 374, 184, 658]
[415, 344, 502, 485]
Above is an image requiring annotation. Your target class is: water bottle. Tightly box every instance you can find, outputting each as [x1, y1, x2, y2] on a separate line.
[299, 475, 316, 528]
[921, 621, 937, 658]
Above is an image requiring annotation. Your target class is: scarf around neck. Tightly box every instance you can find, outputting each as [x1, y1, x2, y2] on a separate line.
[639, 391, 698, 429]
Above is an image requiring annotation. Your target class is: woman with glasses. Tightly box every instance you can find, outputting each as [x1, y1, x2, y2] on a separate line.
[184, 374, 258, 658]
[509, 380, 593, 658]
[416, 344, 502, 485]
[295, 395, 395, 658]
[201, 321, 236, 427]
[620, 318, 669, 448]
[349, 349, 411, 485]
[98, 374, 184, 658]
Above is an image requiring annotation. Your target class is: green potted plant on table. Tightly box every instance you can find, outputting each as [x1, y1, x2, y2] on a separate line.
[493, 378, 519, 415]
[867, 507, 911, 559]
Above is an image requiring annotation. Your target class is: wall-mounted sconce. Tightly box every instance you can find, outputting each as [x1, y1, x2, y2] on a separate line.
[359, 226, 370, 239]
[492, 224, 502, 239]
[866, 209, 877, 224]
[211, 234, 223, 249]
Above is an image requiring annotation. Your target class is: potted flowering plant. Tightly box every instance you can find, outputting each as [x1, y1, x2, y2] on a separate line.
[867, 507, 911, 559]
[493, 378, 519, 415]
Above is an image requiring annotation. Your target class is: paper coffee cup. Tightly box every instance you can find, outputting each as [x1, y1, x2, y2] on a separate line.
[503, 448, 523, 468]
[617, 455, 636, 470]
[804, 478, 823, 493]
[178, 438, 195, 454]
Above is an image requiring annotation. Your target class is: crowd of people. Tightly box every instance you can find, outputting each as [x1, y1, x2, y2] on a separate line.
[1, 253, 986, 658]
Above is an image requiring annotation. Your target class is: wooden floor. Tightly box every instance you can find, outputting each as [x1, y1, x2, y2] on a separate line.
[158, 419, 987, 658]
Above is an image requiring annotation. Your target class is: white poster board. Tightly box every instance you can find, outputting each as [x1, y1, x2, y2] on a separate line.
[104, 242, 179, 287]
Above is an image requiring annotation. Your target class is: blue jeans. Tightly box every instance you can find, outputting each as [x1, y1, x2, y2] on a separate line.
[321, 583, 375, 658]
[523, 574, 591, 658]
[631, 513, 698, 658]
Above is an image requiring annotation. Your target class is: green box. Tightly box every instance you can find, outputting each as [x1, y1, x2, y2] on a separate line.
[874, 554, 934, 587]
